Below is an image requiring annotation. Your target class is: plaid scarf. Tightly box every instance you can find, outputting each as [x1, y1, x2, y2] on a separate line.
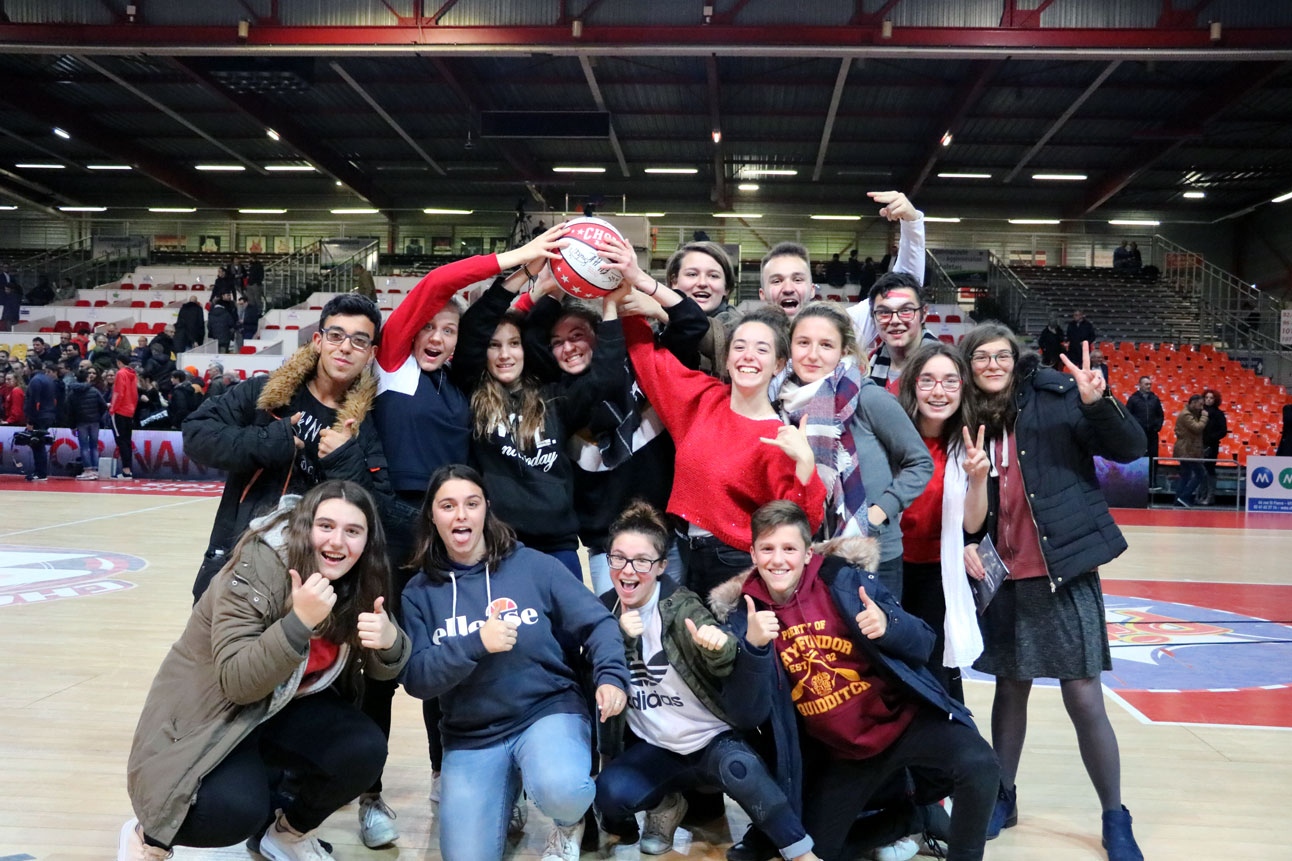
[778, 357, 870, 538]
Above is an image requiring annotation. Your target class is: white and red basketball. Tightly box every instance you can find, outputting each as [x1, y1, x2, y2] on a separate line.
[551, 217, 626, 299]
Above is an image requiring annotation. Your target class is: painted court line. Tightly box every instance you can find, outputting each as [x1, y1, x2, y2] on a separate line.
[0, 497, 211, 539]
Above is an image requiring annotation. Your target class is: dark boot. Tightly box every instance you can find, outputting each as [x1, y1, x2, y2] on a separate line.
[985, 783, 1017, 840]
[1101, 805, 1144, 861]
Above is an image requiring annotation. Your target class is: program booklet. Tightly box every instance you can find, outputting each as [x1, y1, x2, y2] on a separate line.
[972, 534, 1011, 615]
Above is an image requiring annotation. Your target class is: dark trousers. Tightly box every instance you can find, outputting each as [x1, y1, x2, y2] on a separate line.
[802, 709, 999, 861]
[112, 413, 134, 472]
[874, 555, 904, 604]
[149, 690, 387, 850]
[901, 561, 963, 703]
[596, 732, 809, 855]
[677, 534, 753, 602]
[1175, 461, 1205, 504]
[362, 678, 443, 791]
[27, 421, 51, 478]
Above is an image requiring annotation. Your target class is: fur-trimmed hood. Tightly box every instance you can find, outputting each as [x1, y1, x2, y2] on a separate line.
[707, 533, 880, 623]
[255, 343, 377, 434]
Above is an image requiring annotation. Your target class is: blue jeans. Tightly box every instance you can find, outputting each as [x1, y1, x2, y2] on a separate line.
[76, 422, 100, 469]
[1175, 461, 1205, 504]
[596, 732, 813, 858]
[439, 712, 593, 861]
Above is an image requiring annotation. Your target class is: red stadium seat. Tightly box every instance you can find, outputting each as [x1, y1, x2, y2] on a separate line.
[945, 314, 962, 324]
[174, 284, 187, 291]
[149, 300, 164, 308]
[152, 322, 165, 333]
[239, 346, 256, 354]
[94, 299, 109, 307]
[925, 313, 941, 323]
[39, 326, 55, 332]
[73, 321, 91, 333]
[119, 283, 135, 290]
[53, 320, 72, 333]
[74, 299, 91, 307]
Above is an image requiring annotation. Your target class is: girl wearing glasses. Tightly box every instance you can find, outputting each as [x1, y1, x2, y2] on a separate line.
[778, 302, 933, 602]
[895, 342, 990, 701]
[957, 323, 1146, 860]
[593, 501, 821, 861]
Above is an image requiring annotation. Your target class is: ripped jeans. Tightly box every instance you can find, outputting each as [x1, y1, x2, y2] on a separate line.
[595, 731, 812, 859]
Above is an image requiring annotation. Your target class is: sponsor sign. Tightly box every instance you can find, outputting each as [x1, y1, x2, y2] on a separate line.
[1246, 456, 1292, 513]
[1, 427, 225, 481]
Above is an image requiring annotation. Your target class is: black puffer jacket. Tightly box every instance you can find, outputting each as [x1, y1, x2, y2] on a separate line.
[66, 380, 107, 426]
[969, 353, 1145, 590]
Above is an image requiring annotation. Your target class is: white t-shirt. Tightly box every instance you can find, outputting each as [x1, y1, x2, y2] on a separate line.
[625, 586, 729, 755]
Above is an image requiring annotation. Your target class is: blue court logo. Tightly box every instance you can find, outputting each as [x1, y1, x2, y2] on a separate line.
[1251, 467, 1274, 489]
[1281, 469, 1292, 490]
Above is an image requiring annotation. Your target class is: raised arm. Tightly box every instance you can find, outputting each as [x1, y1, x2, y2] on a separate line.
[376, 255, 503, 372]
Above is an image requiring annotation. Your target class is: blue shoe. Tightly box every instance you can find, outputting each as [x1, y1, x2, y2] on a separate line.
[1101, 806, 1144, 861]
[985, 783, 1017, 840]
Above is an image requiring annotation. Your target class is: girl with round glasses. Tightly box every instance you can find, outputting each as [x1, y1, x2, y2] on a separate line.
[895, 342, 989, 701]
[957, 322, 1147, 860]
[594, 501, 821, 861]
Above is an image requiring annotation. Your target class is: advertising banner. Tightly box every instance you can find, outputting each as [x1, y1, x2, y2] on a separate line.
[1246, 456, 1292, 513]
[1, 427, 224, 481]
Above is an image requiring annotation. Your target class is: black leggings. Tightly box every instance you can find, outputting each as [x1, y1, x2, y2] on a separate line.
[901, 560, 964, 703]
[146, 690, 386, 850]
[112, 413, 134, 472]
[802, 709, 999, 861]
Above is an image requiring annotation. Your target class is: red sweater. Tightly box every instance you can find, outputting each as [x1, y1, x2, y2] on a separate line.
[376, 254, 501, 372]
[109, 366, 138, 418]
[623, 316, 826, 549]
[901, 436, 947, 564]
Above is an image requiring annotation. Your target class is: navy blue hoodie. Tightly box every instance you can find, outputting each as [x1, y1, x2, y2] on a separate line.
[400, 543, 631, 749]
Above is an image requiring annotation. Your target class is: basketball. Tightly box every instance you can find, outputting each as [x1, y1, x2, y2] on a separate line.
[551, 217, 626, 299]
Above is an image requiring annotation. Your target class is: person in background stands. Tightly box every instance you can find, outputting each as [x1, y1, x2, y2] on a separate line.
[353, 264, 377, 300]
[1064, 310, 1096, 368]
[1172, 394, 1206, 508]
[175, 296, 205, 353]
[23, 359, 58, 481]
[1125, 376, 1164, 460]
[1197, 388, 1229, 506]
[109, 355, 139, 479]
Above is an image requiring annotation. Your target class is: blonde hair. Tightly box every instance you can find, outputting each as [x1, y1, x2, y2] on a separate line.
[470, 313, 548, 453]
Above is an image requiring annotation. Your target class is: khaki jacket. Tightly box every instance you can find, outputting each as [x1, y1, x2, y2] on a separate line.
[126, 538, 409, 844]
[1173, 409, 1206, 460]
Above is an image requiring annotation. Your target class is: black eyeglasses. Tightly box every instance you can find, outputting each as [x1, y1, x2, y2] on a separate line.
[873, 305, 923, 323]
[321, 327, 374, 350]
[607, 553, 663, 573]
[970, 351, 1015, 368]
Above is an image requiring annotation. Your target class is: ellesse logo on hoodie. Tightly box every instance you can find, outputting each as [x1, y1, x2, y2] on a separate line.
[432, 597, 540, 645]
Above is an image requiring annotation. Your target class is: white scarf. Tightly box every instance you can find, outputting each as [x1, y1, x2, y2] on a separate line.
[939, 451, 983, 668]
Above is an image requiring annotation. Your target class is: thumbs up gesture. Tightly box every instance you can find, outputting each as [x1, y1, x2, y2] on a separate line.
[479, 604, 518, 653]
[357, 596, 397, 651]
[685, 617, 730, 652]
[619, 608, 644, 639]
[855, 586, 887, 639]
[744, 594, 781, 648]
[289, 568, 336, 629]
[319, 417, 358, 458]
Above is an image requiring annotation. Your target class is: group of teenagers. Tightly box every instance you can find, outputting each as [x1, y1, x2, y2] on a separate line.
[120, 192, 1147, 861]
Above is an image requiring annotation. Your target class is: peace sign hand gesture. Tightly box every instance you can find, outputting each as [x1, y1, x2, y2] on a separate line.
[1059, 340, 1106, 405]
[961, 424, 989, 484]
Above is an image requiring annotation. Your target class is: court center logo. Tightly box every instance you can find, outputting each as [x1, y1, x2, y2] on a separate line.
[0, 544, 146, 607]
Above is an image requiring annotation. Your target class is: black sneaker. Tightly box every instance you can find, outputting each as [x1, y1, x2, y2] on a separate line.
[726, 825, 778, 861]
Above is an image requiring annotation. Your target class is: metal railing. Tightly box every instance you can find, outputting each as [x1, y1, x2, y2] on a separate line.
[923, 249, 960, 306]
[261, 238, 380, 310]
[983, 251, 1046, 333]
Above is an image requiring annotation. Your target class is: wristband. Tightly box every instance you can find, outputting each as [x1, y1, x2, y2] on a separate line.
[645, 281, 659, 297]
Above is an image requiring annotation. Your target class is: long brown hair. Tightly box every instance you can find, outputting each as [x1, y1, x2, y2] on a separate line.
[959, 322, 1022, 440]
[470, 311, 548, 453]
[411, 464, 517, 582]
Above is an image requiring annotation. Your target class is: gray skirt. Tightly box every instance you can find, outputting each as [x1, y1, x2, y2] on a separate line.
[973, 570, 1112, 681]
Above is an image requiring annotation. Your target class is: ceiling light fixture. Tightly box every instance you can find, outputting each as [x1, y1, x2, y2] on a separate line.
[53, 127, 70, 140]
[1008, 218, 1061, 225]
[196, 164, 247, 172]
[0, 205, 19, 211]
[1032, 173, 1087, 181]
[1182, 191, 1206, 199]
[923, 216, 962, 223]
[15, 162, 64, 169]
[423, 208, 474, 215]
[1270, 190, 1292, 203]
[331, 208, 379, 215]
[264, 164, 316, 172]
[711, 129, 722, 144]
[737, 183, 760, 191]
[266, 128, 280, 141]
[552, 166, 606, 173]
[940, 131, 953, 147]
[58, 206, 107, 212]
[1108, 219, 1161, 226]
[86, 164, 133, 171]
[810, 214, 861, 221]
[148, 207, 197, 213]
[238, 208, 286, 214]
[644, 167, 698, 175]
[742, 168, 797, 177]
[714, 212, 762, 218]
[937, 172, 991, 179]
[615, 212, 667, 218]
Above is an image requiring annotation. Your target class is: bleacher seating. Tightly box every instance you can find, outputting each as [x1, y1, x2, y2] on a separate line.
[1106, 341, 1290, 464]
[1012, 266, 1202, 344]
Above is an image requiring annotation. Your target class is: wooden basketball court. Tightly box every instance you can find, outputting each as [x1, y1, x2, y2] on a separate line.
[2, 478, 1289, 860]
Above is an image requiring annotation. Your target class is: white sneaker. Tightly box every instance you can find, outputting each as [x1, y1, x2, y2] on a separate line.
[866, 836, 919, 861]
[640, 792, 688, 855]
[259, 812, 335, 861]
[508, 793, 529, 838]
[117, 819, 172, 861]
[358, 792, 399, 848]
[76, 471, 97, 480]
[429, 770, 442, 803]
[540, 821, 585, 861]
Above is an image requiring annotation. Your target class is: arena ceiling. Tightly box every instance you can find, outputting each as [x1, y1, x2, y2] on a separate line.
[1, 1, 1291, 228]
